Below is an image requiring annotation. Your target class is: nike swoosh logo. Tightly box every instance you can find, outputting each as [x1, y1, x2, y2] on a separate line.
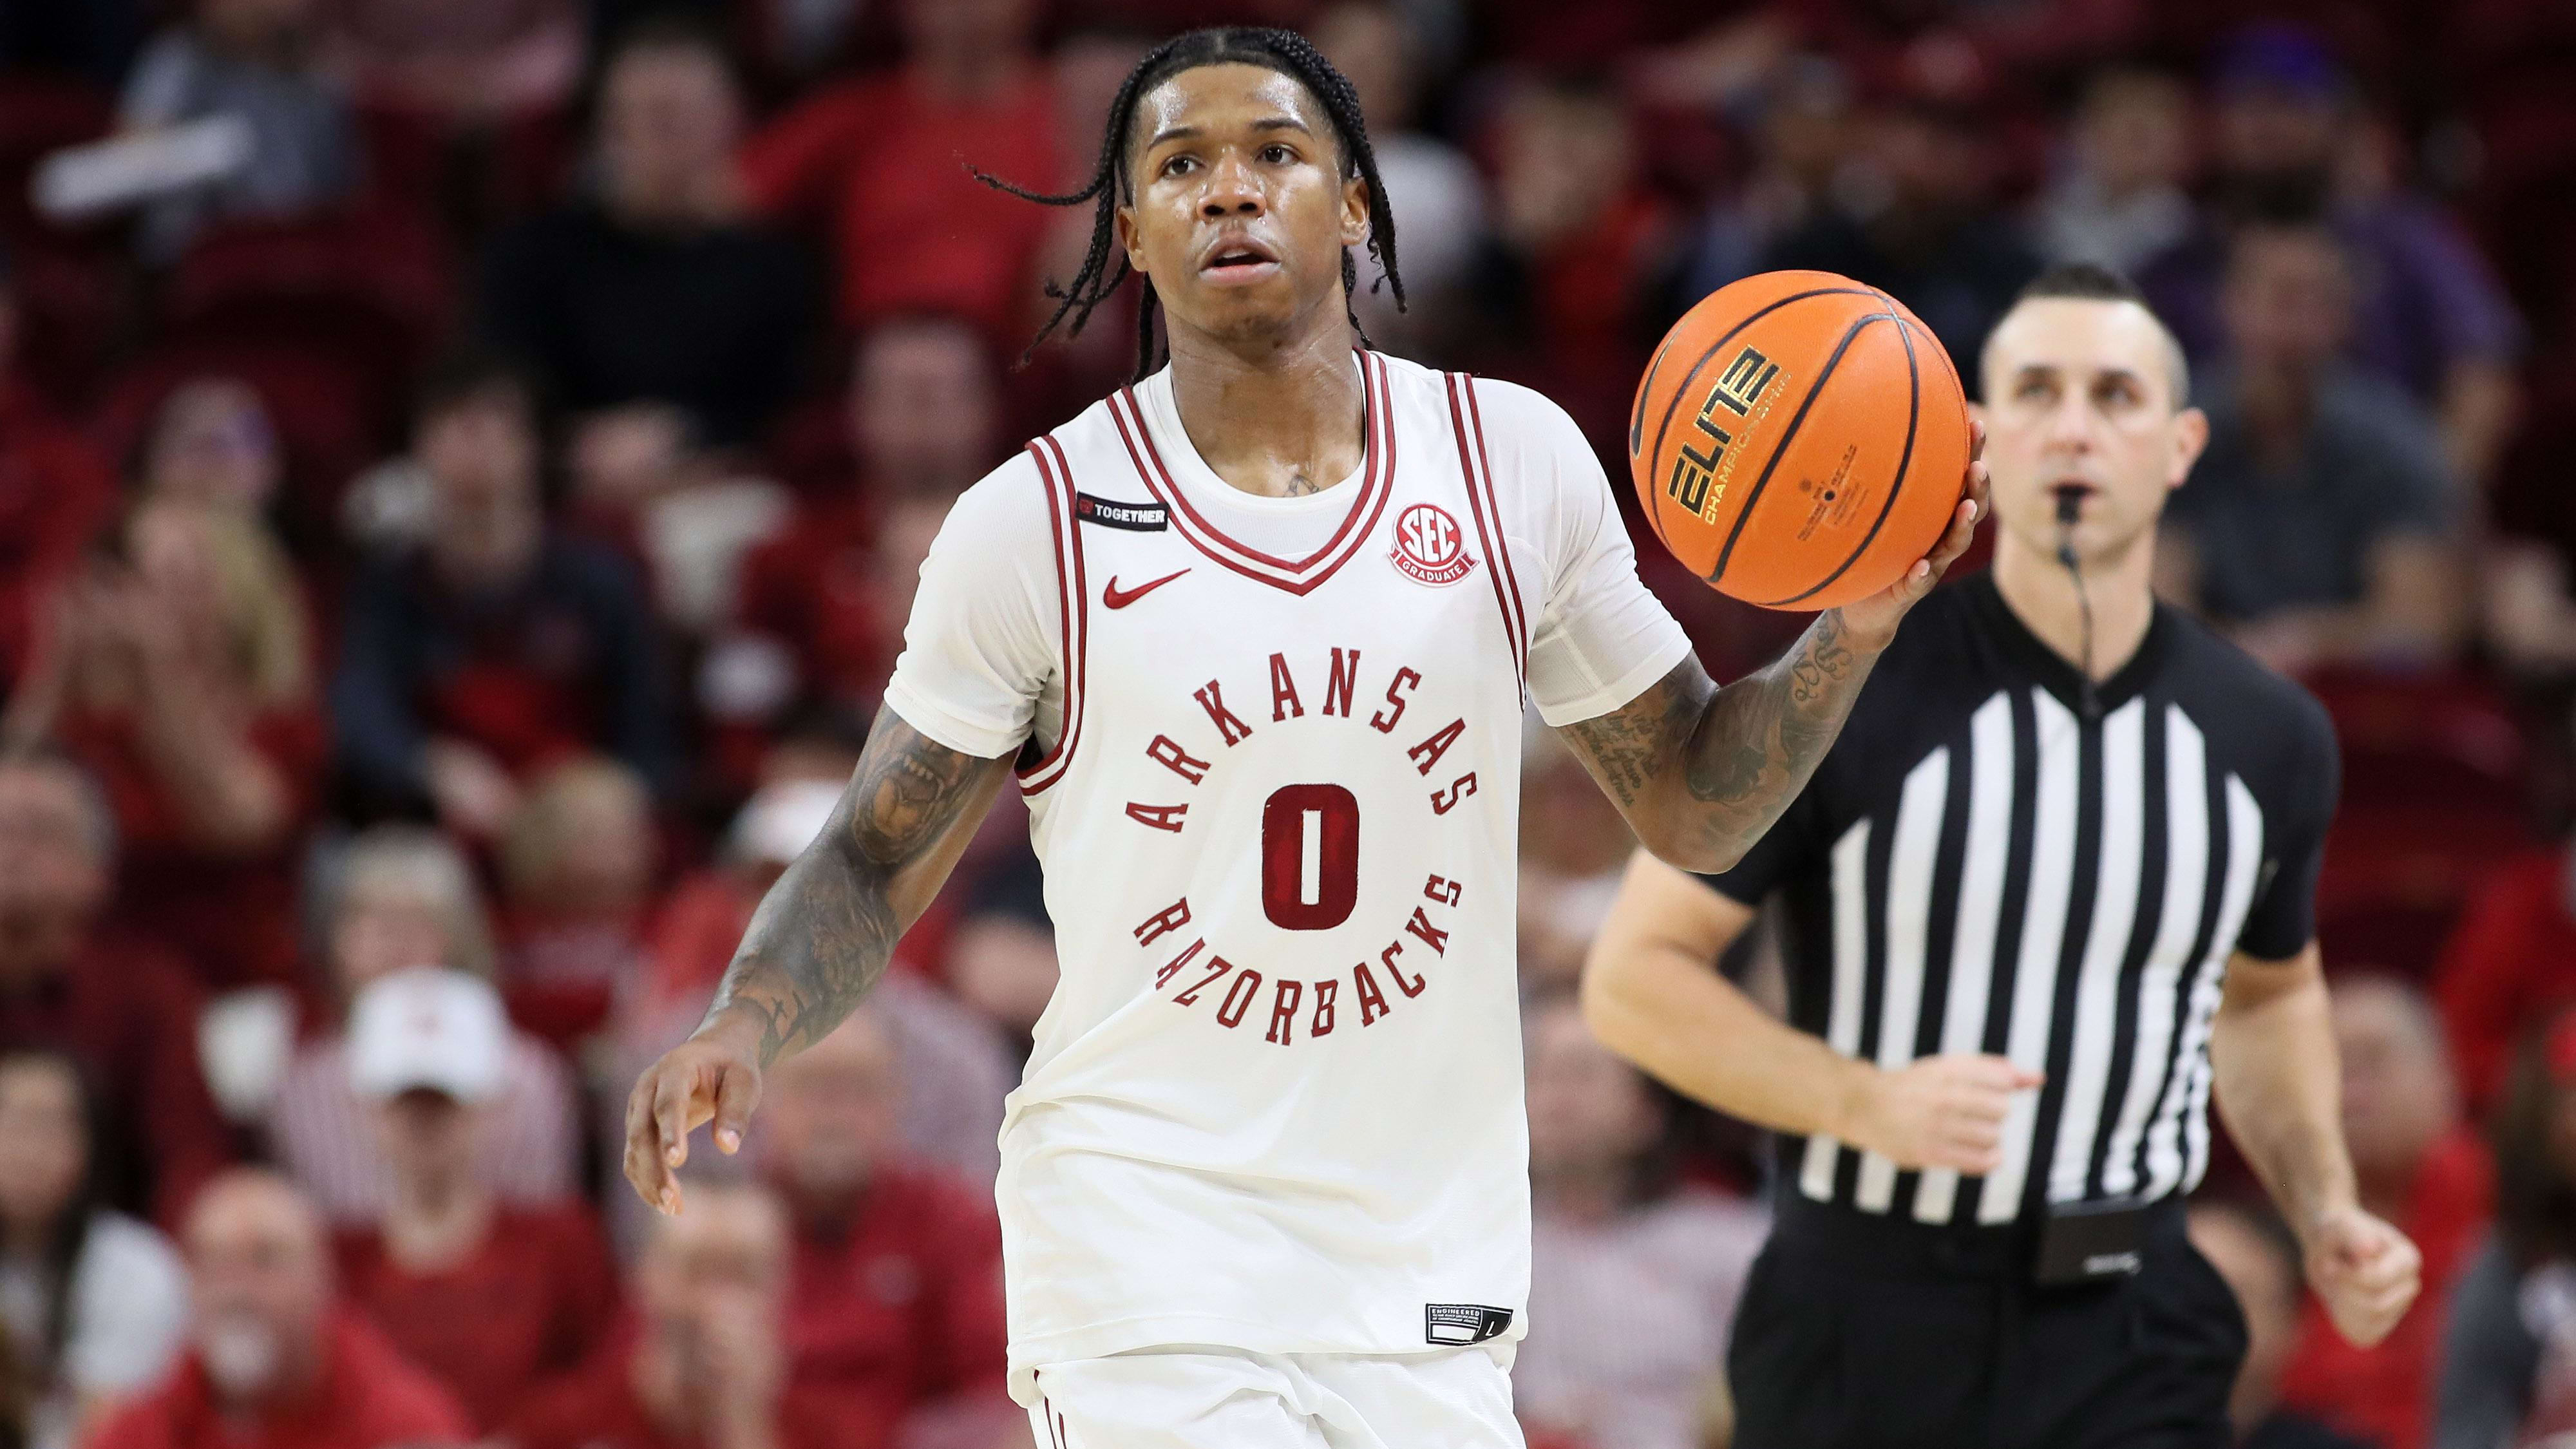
[1103, 569, 1189, 609]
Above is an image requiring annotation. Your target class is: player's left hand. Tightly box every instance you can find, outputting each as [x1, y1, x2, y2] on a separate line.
[2302, 1202, 2421, 1348]
[1836, 417, 1989, 650]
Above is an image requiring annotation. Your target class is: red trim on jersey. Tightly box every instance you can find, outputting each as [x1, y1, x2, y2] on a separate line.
[1447, 374, 1529, 688]
[1106, 351, 1397, 596]
[1018, 435, 1088, 795]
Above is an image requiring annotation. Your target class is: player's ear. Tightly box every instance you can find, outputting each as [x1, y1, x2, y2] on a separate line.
[1115, 202, 1148, 275]
[2167, 406, 2210, 489]
[1340, 173, 1369, 248]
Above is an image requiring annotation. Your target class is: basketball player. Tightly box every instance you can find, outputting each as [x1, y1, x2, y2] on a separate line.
[625, 28, 1983, 1448]
[1582, 266, 2419, 1448]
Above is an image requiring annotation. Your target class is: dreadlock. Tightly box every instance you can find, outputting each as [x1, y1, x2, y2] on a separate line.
[975, 26, 1406, 381]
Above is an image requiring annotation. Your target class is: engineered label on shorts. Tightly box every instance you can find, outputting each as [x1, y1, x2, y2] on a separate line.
[1425, 1303, 1515, 1346]
[1074, 493, 1169, 531]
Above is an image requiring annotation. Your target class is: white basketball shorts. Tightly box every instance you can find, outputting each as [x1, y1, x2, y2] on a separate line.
[1026, 1341, 1524, 1449]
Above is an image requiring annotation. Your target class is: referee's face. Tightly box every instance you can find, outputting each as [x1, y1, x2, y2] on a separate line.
[1974, 298, 2208, 570]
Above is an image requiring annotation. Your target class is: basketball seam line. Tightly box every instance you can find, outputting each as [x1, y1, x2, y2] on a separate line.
[1706, 310, 1888, 591]
[1761, 298, 1929, 607]
[1644, 286, 1880, 564]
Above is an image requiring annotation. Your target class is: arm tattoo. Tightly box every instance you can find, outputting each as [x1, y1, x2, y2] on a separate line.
[1560, 609, 1873, 871]
[700, 713, 999, 1065]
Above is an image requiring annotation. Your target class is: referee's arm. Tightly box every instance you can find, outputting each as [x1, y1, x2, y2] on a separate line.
[1582, 850, 2040, 1175]
[2211, 940, 2423, 1347]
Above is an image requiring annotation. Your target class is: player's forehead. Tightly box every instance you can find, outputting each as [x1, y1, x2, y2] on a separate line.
[1984, 297, 2175, 395]
[1131, 62, 1331, 164]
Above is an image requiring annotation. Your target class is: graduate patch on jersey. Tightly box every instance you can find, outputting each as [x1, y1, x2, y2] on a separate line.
[1425, 1303, 1515, 1346]
[1074, 492, 1168, 532]
[1389, 502, 1475, 586]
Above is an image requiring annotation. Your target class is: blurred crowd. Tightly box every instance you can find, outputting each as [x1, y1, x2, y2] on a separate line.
[1, 0, 2575, 1447]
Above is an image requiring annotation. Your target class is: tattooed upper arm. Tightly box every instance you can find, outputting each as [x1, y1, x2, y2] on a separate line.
[704, 709, 1012, 1064]
[1555, 610, 1873, 873]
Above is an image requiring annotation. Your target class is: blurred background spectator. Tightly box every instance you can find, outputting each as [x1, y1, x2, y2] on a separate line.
[757, 1012, 1016, 1449]
[84, 1169, 468, 1449]
[499, 1180, 846, 1449]
[1513, 992, 1765, 1449]
[0, 753, 228, 1226]
[4, 496, 323, 993]
[0, 3, 2571, 1441]
[269, 826, 580, 1222]
[331, 352, 676, 833]
[478, 17, 820, 451]
[2277, 978, 2489, 1449]
[2157, 221, 2466, 674]
[329, 967, 617, 1432]
[2434, 1010, 2576, 1449]
[0, 1048, 189, 1449]
[117, 0, 359, 264]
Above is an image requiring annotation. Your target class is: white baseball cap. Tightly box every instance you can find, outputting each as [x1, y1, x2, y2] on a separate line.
[348, 967, 508, 1103]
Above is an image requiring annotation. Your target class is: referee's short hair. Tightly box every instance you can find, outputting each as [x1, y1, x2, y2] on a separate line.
[1985, 261, 2193, 408]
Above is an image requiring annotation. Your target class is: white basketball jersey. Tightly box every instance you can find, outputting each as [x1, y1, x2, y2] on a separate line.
[882, 350, 1691, 1400]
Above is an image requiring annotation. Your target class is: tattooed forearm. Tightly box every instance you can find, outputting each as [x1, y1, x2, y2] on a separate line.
[1560, 609, 1876, 872]
[699, 712, 1005, 1065]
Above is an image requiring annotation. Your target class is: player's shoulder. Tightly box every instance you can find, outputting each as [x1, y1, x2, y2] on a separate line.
[2158, 605, 2331, 735]
[935, 444, 1057, 544]
[1425, 366, 1591, 460]
[2155, 603, 2338, 782]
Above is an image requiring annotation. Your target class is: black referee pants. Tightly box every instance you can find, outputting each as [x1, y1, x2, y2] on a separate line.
[1727, 1198, 2246, 1449]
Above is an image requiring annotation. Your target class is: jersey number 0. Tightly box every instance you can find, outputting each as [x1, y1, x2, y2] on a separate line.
[1260, 784, 1359, 931]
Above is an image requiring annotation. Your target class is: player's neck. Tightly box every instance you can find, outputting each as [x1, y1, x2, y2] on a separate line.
[1991, 527, 2157, 684]
[1164, 315, 1366, 500]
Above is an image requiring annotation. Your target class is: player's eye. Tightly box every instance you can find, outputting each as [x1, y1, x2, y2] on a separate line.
[2016, 379, 2053, 402]
[1160, 155, 1197, 178]
[1259, 143, 1294, 164]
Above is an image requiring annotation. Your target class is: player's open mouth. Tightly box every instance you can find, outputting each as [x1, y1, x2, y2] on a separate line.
[1199, 238, 1281, 285]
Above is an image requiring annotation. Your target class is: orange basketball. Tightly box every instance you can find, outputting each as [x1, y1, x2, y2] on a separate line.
[1627, 270, 1971, 612]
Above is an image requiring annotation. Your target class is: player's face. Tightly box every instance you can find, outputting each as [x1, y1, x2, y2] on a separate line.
[1118, 64, 1370, 348]
[1973, 298, 2208, 568]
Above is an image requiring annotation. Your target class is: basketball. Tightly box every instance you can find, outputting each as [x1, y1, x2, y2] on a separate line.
[1627, 270, 1973, 612]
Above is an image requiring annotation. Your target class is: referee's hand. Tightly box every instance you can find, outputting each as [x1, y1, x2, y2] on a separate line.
[2304, 1206, 2422, 1349]
[1844, 1054, 2043, 1174]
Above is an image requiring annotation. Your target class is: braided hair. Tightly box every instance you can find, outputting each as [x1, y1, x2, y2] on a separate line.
[976, 27, 1406, 380]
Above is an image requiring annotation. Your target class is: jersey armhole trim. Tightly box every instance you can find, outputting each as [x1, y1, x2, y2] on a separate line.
[1017, 433, 1088, 795]
[1446, 372, 1530, 690]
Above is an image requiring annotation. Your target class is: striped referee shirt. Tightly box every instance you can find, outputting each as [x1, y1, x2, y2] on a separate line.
[1703, 573, 2338, 1227]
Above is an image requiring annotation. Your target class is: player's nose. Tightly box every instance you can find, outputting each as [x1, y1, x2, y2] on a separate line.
[1198, 153, 1265, 216]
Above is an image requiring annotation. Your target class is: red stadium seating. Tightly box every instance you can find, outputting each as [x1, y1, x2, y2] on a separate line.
[2309, 668, 2540, 978]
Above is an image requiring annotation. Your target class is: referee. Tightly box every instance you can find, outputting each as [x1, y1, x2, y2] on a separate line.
[1582, 265, 2421, 1449]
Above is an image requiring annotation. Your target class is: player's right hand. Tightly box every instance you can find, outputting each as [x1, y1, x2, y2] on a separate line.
[622, 1026, 764, 1216]
[1842, 1052, 2043, 1174]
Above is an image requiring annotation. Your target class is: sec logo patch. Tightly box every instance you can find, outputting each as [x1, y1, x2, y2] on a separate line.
[1390, 503, 1475, 586]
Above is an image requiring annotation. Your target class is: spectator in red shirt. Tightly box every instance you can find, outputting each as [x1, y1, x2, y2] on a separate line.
[2436, 844, 2576, 1113]
[2278, 976, 2492, 1449]
[3, 497, 325, 991]
[500, 1182, 846, 1449]
[758, 1012, 1015, 1448]
[710, 317, 1001, 737]
[0, 263, 117, 695]
[85, 1169, 470, 1449]
[737, 0, 1059, 342]
[494, 757, 658, 1047]
[330, 353, 678, 838]
[331, 968, 620, 1432]
[0, 753, 228, 1226]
